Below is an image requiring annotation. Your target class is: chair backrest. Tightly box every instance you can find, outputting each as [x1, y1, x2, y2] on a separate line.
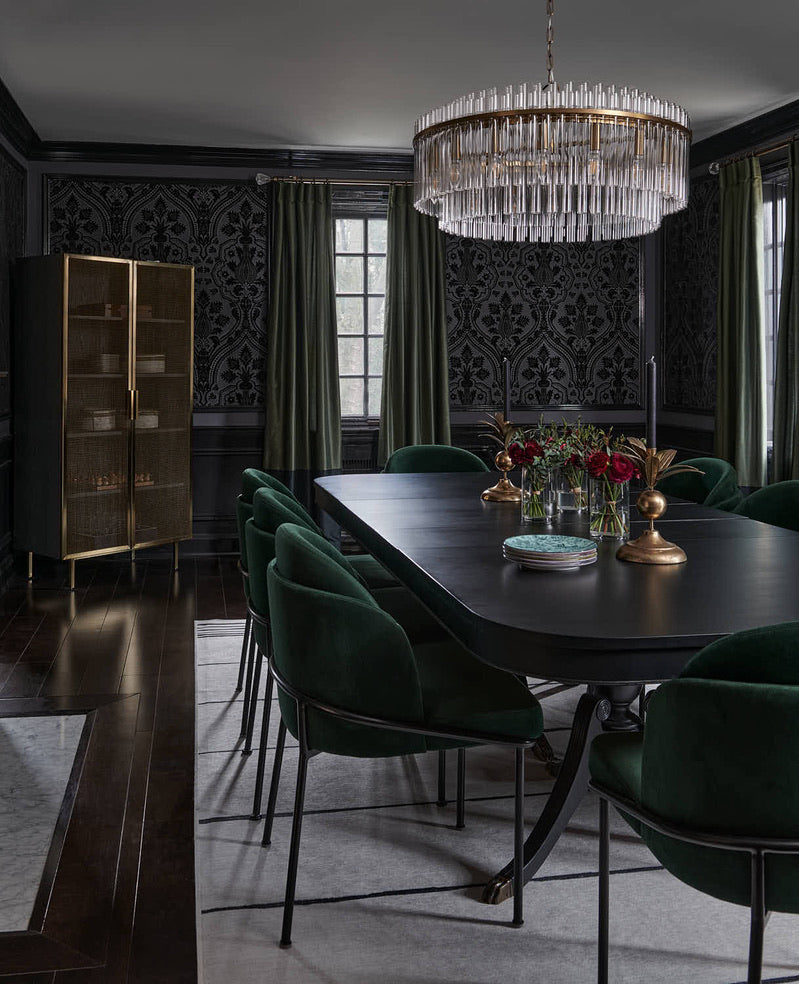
[241, 467, 296, 505]
[655, 456, 742, 511]
[641, 622, 799, 912]
[383, 444, 490, 473]
[734, 480, 799, 532]
[268, 523, 427, 757]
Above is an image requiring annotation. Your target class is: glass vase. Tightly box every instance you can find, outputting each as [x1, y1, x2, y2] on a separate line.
[521, 467, 554, 523]
[554, 465, 587, 514]
[589, 478, 629, 540]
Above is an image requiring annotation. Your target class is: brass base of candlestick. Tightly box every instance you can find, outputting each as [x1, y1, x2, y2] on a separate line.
[616, 528, 687, 565]
[616, 488, 687, 565]
[482, 450, 521, 502]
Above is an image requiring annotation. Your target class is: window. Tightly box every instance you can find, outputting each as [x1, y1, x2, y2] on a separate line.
[763, 179, 788, 440]
[335, 218, 387, 418]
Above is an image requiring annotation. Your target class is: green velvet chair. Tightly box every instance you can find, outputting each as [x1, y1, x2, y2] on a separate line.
[383, 443, 490, 473]
[245, 486, 454, 820]
[734, 480, 799, 533]
[655, 456, 743, 512]
[589, 622, 799, 984]
[263, 522, 544, 945]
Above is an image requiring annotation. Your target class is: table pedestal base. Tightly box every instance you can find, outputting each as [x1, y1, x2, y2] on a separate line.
[481, 683, 640, 905]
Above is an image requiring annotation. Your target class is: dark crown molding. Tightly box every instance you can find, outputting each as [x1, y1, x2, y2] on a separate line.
[0, 76, 41, 159]
[28, 141, 413, 173]
[691, 98, 799, 170]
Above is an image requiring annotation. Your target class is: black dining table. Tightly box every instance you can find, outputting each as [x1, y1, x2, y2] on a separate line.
[315, 471, 799, 908]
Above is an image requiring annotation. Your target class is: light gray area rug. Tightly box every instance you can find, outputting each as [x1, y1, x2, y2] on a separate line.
[195, 620, 799, 984]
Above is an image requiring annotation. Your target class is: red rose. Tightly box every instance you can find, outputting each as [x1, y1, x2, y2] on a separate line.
[508, 442, 527, 467]
[607, 453, 635, 484]
[567, 452, 583, 468]
[586, 451, 610, 478]
[526, 440, 544, 459]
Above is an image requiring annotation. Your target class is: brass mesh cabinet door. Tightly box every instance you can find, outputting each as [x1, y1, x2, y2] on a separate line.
[64, 257, 132, 557]
[132, 262, 193, 547]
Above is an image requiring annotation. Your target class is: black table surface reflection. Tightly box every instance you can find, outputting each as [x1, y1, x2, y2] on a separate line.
[315, 472, 799, 906]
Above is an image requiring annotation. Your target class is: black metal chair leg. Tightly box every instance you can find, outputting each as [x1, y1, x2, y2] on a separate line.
[235, 611, 251, 692]
[456, 748, 466, 829]
[598, 797, 609, 984]
[239, 629, 257, 737]
[437, 749, 447, 806]
[512, 746, 525, 927]
[280, 746, 309, 947]
[748, 851, 765, 984]
[262, 718, 286, 846]
[251, 661, 274, 818]
[242, 644, 263, 755]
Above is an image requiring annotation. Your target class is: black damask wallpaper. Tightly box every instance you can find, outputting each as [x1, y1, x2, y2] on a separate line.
[445, 237, 642, 409]
[46, 177, 268, 407]
[661, 177, 719, 413]
[0, 148, 25, 418]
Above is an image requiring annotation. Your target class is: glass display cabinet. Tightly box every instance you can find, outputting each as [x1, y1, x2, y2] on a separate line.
[14, 254, 194, 588]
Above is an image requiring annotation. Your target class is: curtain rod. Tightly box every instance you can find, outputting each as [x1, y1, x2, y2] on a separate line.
[708, 137, 794, 174]
[255, 173, 414, 187]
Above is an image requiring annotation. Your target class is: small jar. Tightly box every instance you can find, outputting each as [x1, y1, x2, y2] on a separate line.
[521, 467, 554, 523]
[589, 478, 629, 540]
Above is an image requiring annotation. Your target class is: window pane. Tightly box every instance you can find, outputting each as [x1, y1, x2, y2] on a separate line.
[338, 337, 364, 375]
[368, 337, 383, 376]
[336, 256, 363, 293]
[368, 296, 384, 334]
[340, 377, 364, 417]
[368, 219, 387, 253]
[368, 377, 383, 417]
[335, 219, 364, 253]
[367, 256, 386, 294]
[336, 296, 363, 334]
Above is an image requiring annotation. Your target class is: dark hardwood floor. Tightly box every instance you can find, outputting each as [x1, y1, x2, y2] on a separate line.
[0, 552, 245, 983]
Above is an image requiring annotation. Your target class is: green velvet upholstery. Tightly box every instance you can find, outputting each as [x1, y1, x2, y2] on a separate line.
[241, 467, 296, 505]
[734, 480, 799, 532]
[590, 622, 799, 912]
[235, 497, 253, 601]
[588, 733, 644, 836]
[655, 456, 743, 511]
[267, 523, 543, 758]
[383, 444, 490, 473]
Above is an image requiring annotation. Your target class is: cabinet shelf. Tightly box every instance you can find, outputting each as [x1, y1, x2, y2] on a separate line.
[67, 429, 126, 438]
[68, 315, 126, 322]
[69, 372, 125, 379]
[67, 481, 187, 500]
[137, 318, 186, 324]
[136, 372, 188, 379]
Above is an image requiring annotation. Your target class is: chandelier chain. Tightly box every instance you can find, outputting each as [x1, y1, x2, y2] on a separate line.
[545, 0, 555, 88]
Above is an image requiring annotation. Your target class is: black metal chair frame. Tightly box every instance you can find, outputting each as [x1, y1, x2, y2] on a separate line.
[589, 779, 799, 984]
[236, 561, 256, 744]
[267, 654, 537, 946]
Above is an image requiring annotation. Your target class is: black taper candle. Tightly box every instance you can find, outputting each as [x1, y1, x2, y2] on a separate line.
[646, 356, 657, 449]
[503, 358, 511, 422]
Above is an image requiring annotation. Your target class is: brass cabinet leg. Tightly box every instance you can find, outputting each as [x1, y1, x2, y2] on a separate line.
[68, 559, 76, 592]
[27, 551, 33, 581]
[173, 542, 179, 571]
[130, 548, 136, 563]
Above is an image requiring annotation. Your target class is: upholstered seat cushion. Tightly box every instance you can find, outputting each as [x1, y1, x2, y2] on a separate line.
[414, 640, 543, 745]
[589, 733, 644, 835]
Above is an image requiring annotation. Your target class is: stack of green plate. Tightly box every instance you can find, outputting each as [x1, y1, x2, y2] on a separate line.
[503, 534, 597, 572]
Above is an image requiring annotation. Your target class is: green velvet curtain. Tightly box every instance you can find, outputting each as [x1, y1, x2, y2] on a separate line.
[378, 184, 450, 465]
[715, 158, 767, 487]
[774, 141, 799, 481]
[264, 182, 341, 510]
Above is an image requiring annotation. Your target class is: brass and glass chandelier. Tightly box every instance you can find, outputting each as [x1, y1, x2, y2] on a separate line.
[413, 0, 690, 242]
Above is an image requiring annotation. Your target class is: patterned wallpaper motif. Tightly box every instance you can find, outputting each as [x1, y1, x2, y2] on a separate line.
[445, 237, 643, 410]
[46, 177, 269, 407]
[661, 176, 719, 413]
[0, 149, 25, 418]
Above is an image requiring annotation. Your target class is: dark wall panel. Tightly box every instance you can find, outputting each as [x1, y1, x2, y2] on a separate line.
[45, 175, 269, 407]
[0, 146, 25, 582]
[445, 236, 643, 411]
[661, 176, 719, 413]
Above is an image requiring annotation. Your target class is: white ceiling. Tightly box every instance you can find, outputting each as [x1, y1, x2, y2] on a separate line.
[0, 0, 797, 151]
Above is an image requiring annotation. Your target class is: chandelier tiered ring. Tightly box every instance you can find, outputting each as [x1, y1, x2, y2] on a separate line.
[413, 82, 690, 242]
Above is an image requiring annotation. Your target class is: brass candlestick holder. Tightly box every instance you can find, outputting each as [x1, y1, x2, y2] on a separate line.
[615, 442, 703, 566]
[480, 412, 521, 502]
[482, 449, 522, 502]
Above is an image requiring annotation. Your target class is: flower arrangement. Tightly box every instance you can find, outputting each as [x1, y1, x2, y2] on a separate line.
[585, 430, 636, 539]
[508, 420, 561, 521]
[557, 420, 599, 511]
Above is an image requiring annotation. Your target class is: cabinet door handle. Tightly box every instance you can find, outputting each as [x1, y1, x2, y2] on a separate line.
[128, 389, 135, 420]
[134, 389, 139, 419]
